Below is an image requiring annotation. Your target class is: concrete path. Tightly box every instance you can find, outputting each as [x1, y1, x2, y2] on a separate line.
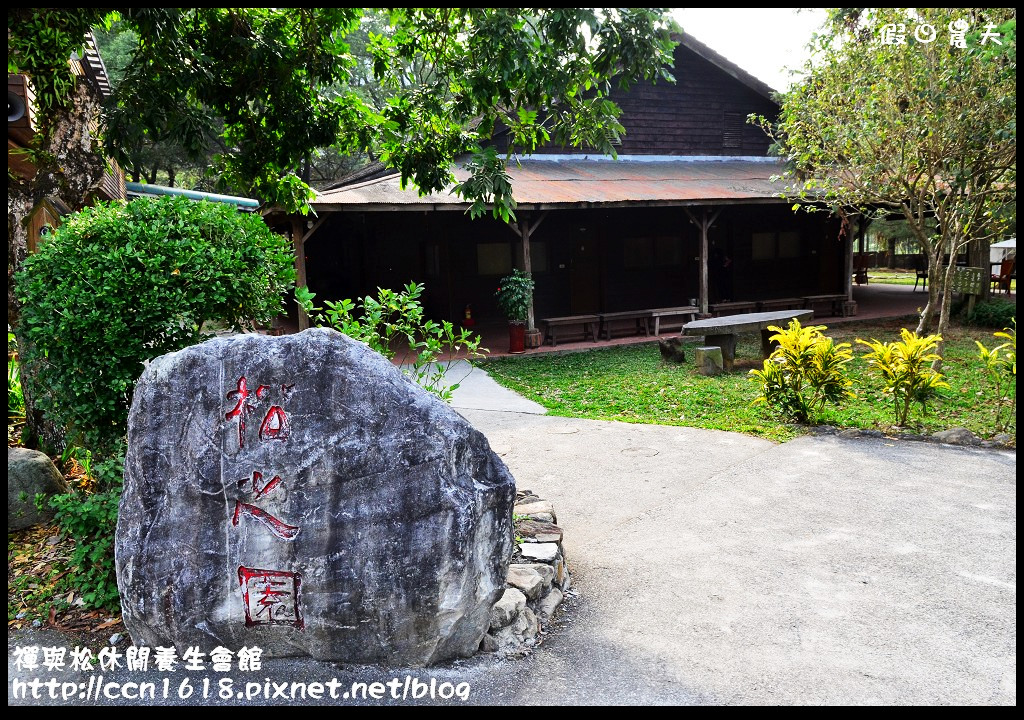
[437, 360, 547, 415]
[9, 368, 1016, 705]
[460, 410, 1016, 705]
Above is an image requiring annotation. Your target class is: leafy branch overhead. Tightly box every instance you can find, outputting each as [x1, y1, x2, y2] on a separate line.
[11, 8, 675, 213]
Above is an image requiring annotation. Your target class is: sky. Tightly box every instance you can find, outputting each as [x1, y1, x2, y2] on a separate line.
[671, 8, 828, 91]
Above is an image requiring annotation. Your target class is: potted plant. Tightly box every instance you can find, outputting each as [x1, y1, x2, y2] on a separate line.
[495, 269, 535, 353]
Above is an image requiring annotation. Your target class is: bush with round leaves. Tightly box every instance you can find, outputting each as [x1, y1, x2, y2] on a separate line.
[15, 196, 295, 459]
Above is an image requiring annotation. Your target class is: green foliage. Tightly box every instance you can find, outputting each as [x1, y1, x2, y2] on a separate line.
[857, 330, 950, 426]
[495, 269, 536, 324]
[9, 351, 26, 426]
[762, 8, 1016, 338]
[10, 8, 674, 213]
[976, 320, 1017, 432]
[15, 196, 295, 457]
[968, 298, 1018, 328]
[749, 320, 854, 423]
[49, 485, 122, 612]
[297, 282, 485, 401]
[7, 10, 112, 115]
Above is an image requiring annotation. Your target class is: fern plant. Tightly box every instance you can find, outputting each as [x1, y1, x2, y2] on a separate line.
[857, 329, 949, 426]
[749, 319, 854, 423]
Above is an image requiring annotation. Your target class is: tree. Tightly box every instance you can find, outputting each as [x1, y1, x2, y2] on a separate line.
[8, 8, 675, 445]
[15, 196, 296, 458]
[761, 8, 1016, 345]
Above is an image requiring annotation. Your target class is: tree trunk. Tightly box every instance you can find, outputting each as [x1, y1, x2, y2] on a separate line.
[886, 237, 897, 269]
[8, 77, 107, 450]
[968, 238, 991, 301]
[916, 245, 944, 335]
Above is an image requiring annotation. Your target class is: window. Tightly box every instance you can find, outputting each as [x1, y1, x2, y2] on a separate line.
[752, 231, 802, 260]
[477, 243, 512, 275]
[751, 232, 775, 260]
[723, 111, 744, 150]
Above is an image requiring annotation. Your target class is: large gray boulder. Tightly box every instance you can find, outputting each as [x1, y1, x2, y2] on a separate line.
[116, 329, 515, 666]
[8, 447, 67, 532]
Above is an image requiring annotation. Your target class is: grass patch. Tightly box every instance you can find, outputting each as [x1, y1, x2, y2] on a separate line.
[869, 267, 1016, 293]
[481, 317, 1015, 443]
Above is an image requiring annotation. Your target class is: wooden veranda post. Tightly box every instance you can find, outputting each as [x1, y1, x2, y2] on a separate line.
[291, 215, 329, 331]
[512, 211, 549, 332]
[291, 216, 309, 330]
[685, 207, 721, 315]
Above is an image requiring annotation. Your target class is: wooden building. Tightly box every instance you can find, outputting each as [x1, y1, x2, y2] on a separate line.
[8, 33, 125, 252]
[282, 34, 853, 330]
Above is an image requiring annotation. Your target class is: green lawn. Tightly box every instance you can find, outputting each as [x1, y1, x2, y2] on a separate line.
[481, 317, 1015, 443]
[869, 267, 1016, 292]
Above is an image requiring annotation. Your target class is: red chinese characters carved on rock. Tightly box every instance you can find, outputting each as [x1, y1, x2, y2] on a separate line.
[238, 566, 303, 628]
[225, 377, 293, 449]
[225, 377, 303, 629]
[231, 471, 300, 540]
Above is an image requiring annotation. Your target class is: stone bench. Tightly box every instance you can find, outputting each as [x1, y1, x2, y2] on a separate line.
[647, 306, 699, 336]
[540, 314, 600, 346]
[682, 309, 814, 371]
[598, 310, 651, 340]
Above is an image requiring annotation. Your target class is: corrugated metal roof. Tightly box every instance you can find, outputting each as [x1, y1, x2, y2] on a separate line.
[313, 156, 792, 210]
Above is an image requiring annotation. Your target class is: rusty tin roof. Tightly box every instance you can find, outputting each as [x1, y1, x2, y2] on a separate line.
[313, 156, 794, 211]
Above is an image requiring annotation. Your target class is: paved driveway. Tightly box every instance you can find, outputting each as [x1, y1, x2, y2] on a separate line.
[461, 409, 1016, 704]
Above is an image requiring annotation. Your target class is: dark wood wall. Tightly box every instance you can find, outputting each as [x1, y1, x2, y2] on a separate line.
[496, 42, 779, 157]
[305, 203, 842, 324]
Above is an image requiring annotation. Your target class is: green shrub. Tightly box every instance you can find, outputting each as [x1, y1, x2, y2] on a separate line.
[968, 298, 1017, 328]
[15, 196, 295, 459]
[48, 451, 125, 611]
[857, 329, 949, 426]
[976, 319, 1016, 433]
[296, 282, 484, 401]
[8, 334, 25, 425]
[494, 269, 535, 323]
[749, 319, 854, 423]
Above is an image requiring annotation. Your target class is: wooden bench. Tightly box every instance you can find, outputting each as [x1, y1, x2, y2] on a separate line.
[802, 294, 848, 317]
[756, 298, 804, 312]
[682, 309, 814, 371]
[598, 310, 651, 340]
[647, 306, 698, 335]
[709, 300, 758, 317]
[540, 314, 600, 346]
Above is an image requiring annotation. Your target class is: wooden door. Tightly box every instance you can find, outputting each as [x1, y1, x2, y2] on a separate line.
[570, 228, 601, 313]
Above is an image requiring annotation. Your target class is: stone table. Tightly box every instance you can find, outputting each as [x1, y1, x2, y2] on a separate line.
[682, 309, 813, 370]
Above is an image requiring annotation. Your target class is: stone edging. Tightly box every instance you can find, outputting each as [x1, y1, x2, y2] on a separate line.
[480, 491, 572, 656]
[805, 425, 1015, 449]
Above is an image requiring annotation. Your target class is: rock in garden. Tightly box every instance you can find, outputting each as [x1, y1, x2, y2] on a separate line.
[506, 565, 545, 599]
[537, 588, 564, 621]
[658, 337, 687, 364]
[519, 542, 560, 563]
[514, 499, 558, 523]
[490, 588, 527, 630]
[516, 518, 564, 543]
[116, 328, 515, 666]
[695, 346, 724, 376]
[932, 427, 981, 446]
[8, 447, 67, 532]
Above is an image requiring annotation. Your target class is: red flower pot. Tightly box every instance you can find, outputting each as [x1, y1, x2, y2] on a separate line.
[508, 322, 526, 354]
